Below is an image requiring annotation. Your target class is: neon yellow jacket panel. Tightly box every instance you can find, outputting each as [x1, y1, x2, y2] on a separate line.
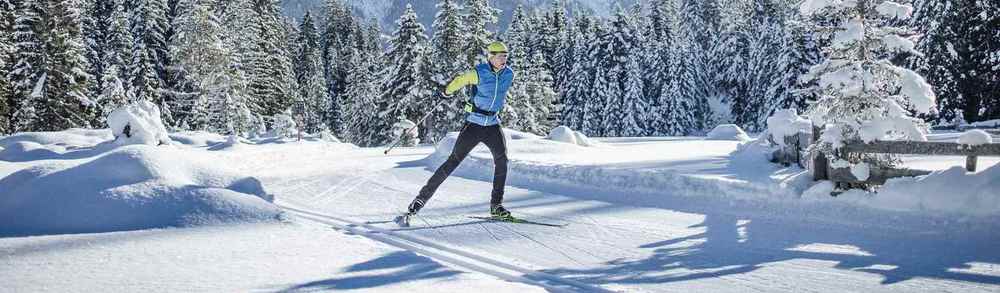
[445, 71, 478, 95]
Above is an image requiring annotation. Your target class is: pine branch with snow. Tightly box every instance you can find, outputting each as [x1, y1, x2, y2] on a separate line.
[800, 0, 937, 167]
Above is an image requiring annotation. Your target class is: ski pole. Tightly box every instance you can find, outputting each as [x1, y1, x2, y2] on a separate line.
[384, 99, 449, 155]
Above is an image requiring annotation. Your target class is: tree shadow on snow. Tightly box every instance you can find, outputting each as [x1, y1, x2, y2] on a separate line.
[275, 251, 461, 292]
[542, 213, 1000, 288]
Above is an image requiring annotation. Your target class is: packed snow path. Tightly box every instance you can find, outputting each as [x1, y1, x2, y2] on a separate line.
[254, 141, 999, 293]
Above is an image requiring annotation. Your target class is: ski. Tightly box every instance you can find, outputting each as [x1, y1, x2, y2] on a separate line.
[468, 216, 567, 228]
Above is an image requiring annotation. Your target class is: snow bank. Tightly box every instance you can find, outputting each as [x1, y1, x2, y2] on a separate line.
[957, 129, 992, 146]
[546, 126, 598, 147]
[0, 129, 114, 161]
[108, 101, 172, 146]
[706, 124, 751, 141]
[428, 135, 811, 203]
[0, 145, 280, 236]
[505, 128, 542, 141]
[970, 119, 1000, 128]
[169, 131, 228, 147]
[837, 165, 1000, 216]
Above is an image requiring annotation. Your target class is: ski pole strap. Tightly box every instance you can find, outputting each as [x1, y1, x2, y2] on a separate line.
[465, 100, 498, 116]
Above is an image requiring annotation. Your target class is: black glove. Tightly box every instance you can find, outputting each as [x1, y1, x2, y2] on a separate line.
[440, 92, 454, 100]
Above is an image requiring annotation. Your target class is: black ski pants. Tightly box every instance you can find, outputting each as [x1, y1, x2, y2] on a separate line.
[415, 122, 508, 207]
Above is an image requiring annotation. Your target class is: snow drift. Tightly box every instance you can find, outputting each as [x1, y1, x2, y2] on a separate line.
[705, 124, 751, 141]
[0, 145, 281, 236]
[836, 165, 1000, 216]
[0, 128, 115, 162]
[546, 126, 598, 147]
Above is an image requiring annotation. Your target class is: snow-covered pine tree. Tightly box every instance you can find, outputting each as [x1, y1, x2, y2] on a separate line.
[215, 0, 258, 134]
[10, 0, 96, 132]
[293, 11, 329, 134]
[320, 0, 359, 138]
[500, 5, 537, 133]
[800, 0, 937, 167]
[373, 5, 434, 146]
[127, 0, 169, 107]
[963, 0, 998, 122]
[89, 0, 134, 125]
[582, 20, 609, 137]
[541, 0, 568, 77]
[659, 42, 696, 136]
[645, 0, 678, 135]
[343, 48, 380, 146]
[247, 0, 297, 122]
[0, 0, 14, 134]
[523, 51, 559, 133]
[598, 8, 646, 137]
[560, 14, 596, 133]
[909, 0, 998, 124]
[9, 0, 43, 132]
[982, 0, 1000, 120]
[723, 0, 788, 132]
[463, 0, 499, 66]
[676, 0, 722, 133]
[763, 13, 821, 127]
[426, 0, 468, 142]
[170, 0, 250, 134]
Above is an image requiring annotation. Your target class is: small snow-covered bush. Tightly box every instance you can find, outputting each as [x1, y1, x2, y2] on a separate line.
[391, 118, 419, 147]
[766, 109, 813, 147]
[266, 110, 299, 139]
[107, 101, 172, 146]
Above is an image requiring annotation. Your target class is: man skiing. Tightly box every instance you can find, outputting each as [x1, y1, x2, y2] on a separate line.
[395, 41, 515, 227]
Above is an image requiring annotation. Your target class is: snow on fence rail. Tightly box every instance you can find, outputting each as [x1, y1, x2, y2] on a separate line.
[774, 129, 1000, 186]
[832, 140, 1000, 184]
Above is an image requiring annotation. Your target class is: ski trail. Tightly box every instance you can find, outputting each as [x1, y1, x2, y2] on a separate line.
[278, 203, 617, 293]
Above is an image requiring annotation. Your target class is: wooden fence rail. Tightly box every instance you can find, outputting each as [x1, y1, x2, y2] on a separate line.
[773, 130, 1000, 186]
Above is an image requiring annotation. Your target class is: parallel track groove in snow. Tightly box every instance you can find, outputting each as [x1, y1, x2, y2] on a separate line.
[278, 203, 616, 293]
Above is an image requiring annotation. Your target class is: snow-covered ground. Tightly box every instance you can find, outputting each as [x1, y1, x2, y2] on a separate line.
[2, 128, 999, 292]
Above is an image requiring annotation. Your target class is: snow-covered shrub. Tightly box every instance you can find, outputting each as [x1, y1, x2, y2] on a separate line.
[766, 109, 813, 147]
[107, 101, 173, 146]
[391, 118, 419, 147]
[706, 124, 751, 141]
[800, 0, 936, 170]
[266, 110, 298, 139]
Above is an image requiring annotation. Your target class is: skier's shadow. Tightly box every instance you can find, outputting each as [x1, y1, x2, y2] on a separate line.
[274, 251, 461, 292]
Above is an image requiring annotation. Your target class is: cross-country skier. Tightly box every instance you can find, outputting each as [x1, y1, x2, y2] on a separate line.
[395, 41, 515, 227]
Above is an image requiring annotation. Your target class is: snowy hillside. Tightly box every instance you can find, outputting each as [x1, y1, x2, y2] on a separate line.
[2, 128, 999, 292]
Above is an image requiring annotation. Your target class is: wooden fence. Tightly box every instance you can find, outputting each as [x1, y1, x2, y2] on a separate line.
[773, 129, 1000, 186]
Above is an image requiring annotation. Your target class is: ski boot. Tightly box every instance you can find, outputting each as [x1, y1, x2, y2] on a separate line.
[490, 204, 512, 220]
[395, 198, 426, 227]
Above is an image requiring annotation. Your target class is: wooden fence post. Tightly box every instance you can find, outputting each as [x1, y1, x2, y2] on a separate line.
[811, 125, 829, 181]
